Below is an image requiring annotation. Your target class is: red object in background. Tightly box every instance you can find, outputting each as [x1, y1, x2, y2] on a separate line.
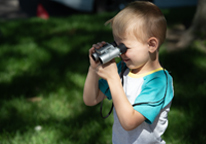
[37, 4, 49, 19]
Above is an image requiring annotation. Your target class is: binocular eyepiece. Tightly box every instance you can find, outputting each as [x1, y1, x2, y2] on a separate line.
[92, 42, 127, 64]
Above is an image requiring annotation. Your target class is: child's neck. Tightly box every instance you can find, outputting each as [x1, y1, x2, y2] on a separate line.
[131, 61, 162, 75]
[131, 50, 162, 75]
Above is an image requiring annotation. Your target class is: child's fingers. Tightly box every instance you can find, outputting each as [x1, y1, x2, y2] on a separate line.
[92, 41, 106, 49]
[89, 41, 106, 61]
[89, 47, 94, 55]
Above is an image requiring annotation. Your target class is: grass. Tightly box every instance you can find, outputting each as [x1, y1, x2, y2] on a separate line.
[0, 7, 206, 144]
[0, 12, 115, 144]
[160, 46, 206, 143]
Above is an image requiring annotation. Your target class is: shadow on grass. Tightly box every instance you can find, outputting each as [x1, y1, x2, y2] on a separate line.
[1, 101, 112, 144]
[0, 14, 114, 98]
[160, 47, 206, 143]
[0, 14, 114, 143]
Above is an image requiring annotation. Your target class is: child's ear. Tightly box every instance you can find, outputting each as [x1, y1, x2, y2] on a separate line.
[147, 37, 159, 53]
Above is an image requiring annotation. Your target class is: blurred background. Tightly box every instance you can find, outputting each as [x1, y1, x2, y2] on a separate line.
[0, 0, 205, 144]
[0, 0, 198, 19]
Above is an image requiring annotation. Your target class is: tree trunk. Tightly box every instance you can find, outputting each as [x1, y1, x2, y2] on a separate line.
[177, 0, 206, 48]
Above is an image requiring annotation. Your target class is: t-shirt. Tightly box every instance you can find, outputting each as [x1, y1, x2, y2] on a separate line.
[99, 62, 174, 144]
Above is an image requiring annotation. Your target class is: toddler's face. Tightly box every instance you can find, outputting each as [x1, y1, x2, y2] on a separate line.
[114, 33, 150, 74]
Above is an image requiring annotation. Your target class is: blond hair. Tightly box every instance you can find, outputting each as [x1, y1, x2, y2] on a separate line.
[106, 1, 167, 47]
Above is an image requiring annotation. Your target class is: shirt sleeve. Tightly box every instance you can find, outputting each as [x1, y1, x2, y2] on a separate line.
[99, 78, 111, 100]
[133, 71, 174, 124]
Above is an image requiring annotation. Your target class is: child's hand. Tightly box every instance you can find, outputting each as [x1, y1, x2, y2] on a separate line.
[96, 59, 119, 81]
[89, 41, 119, 81]
[89, 41, 106, 70]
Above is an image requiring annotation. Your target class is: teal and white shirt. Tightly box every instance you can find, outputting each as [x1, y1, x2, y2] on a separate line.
[99, 62, 174, 144]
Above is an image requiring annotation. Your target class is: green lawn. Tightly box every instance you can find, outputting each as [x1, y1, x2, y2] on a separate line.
[0, 7, 206, 144]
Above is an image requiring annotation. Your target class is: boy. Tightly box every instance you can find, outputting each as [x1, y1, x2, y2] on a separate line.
[83, 1, 174, 144]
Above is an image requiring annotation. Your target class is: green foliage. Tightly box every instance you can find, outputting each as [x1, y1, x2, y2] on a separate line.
[0, 10, 206, 144]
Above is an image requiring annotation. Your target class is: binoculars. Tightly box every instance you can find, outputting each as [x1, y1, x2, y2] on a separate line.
[92, 42, 127, 64]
